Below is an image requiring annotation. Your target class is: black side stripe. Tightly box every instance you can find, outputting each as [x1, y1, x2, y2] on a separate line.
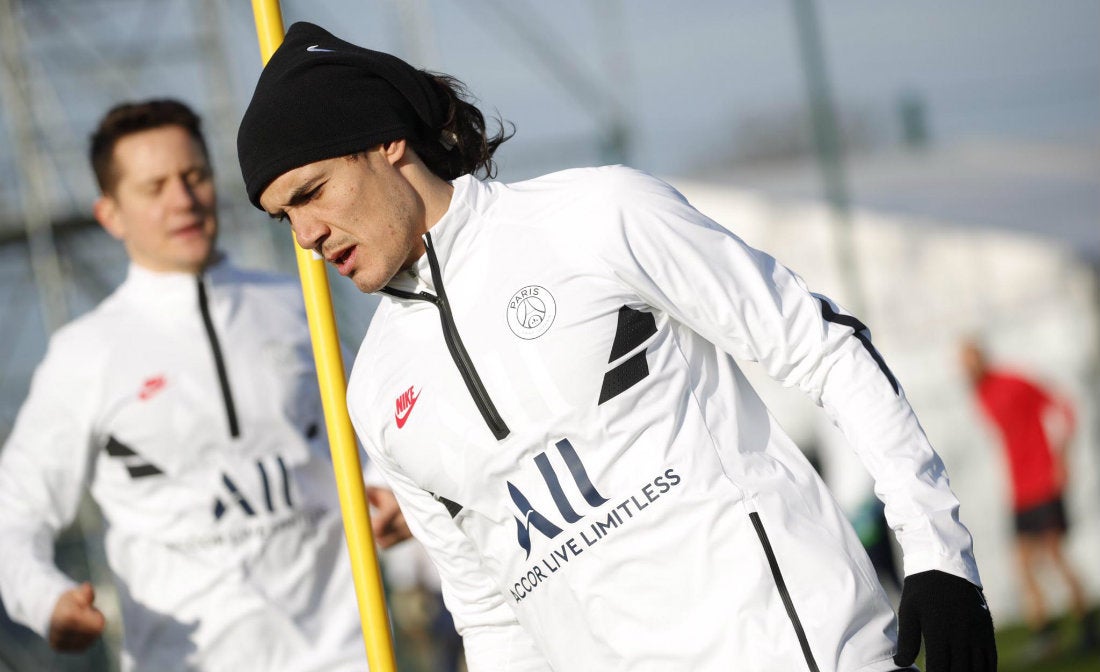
[607, 306, 657, 362]
[598, 306, 657, 405]
[817, 299, 900, 396]
[431, 492, 464, 518]
[125, 464, 162, 479]
[750, 512, 820, 672]
[598, 351, 649, 405]
[197, 277, 241, 438]
[104, 435, 163, 479]
[105, 436, 136, 457]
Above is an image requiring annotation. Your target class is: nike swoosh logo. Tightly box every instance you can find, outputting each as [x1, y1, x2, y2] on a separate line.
[395, 390, 421, 428]
[306, 45, 334, 53]
[975, 587, 989, 610]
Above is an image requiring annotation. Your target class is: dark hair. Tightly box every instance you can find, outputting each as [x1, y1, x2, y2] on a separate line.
[90, 99, 209, 195]
[408, 73, 514, 181]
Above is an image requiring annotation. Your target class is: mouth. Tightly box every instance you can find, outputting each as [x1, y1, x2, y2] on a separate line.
[327, 245, 357, 276]
[171, 222, 206, 237]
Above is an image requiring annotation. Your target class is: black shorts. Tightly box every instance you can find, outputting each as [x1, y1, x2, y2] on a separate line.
[1014, 497, 1069, 536]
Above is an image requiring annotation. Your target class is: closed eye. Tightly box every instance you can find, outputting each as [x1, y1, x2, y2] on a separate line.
[267, 178, 326, 224]
[286, 180, 326, 208]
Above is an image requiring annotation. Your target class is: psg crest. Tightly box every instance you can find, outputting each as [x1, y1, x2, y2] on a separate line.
[506, 285, 556, 339]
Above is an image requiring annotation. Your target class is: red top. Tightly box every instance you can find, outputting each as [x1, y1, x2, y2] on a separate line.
[976, 370, 1072, 511]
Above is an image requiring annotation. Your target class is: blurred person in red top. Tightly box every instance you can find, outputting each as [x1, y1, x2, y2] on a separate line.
[960, 339, 1097, 657]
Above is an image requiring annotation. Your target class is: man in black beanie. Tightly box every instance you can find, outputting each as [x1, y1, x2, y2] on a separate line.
[238, 22, 996, 672]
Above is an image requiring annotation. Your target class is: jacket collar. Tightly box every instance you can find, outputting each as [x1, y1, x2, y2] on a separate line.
[122, 252, 232, 303]
[383, 174, 490, 296]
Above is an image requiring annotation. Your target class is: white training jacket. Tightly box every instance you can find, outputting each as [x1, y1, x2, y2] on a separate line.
[0, 258, 365, 672]
[348, 167, 981, 672]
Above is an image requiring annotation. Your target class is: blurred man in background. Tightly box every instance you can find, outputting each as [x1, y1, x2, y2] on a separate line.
[237, 22, 996, 672]
[0, 99, 371, 671]
[961, 339, 1098, 659]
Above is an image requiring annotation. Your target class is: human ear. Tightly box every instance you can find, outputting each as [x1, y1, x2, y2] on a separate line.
[381, 138, 407, 166]
[93, 196, 125, 241]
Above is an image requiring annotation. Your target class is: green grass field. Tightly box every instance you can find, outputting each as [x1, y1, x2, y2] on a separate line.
[390, 604, 1100, 672]
[990, 615, 1100, 672]
[910, 613, 1100, 672]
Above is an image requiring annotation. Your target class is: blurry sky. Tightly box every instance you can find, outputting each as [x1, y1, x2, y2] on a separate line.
[2, 0, 1098, 223]
[280, 1, 1100, 177]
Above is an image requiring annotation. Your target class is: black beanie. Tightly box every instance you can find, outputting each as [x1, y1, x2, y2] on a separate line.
[237, 22, 446, 209]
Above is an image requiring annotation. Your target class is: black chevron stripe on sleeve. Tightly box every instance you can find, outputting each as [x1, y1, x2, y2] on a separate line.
[599, 351, 650, 405]
[104, 435, 165, 478]
[125, 464, 164, 478]
[431, 492, 464, 518]
[607, 306, 657, 362]
[599, 306, 657, 405]
[105, 436, 137, 457]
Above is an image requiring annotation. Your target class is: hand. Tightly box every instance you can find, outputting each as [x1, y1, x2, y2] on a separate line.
[48, 582, 106, 652]
[894, 570, 997, 671]
[367, 486, 412, 549]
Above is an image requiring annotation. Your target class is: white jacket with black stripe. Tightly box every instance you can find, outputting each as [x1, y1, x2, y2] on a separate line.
[0, 258, 364, 671]
[348, 166, 981, 672]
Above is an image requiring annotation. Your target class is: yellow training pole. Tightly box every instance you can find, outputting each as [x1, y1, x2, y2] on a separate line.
[250, 3, 397, 670]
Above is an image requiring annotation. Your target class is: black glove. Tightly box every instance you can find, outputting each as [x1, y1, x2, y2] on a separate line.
[894, 570, 997, 671]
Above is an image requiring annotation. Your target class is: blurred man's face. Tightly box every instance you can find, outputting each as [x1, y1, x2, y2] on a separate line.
[94, 126, 217, 275]
[259, 141, 425, 293]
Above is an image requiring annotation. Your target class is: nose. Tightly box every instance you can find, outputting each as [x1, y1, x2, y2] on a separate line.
[165, 175, 202, 212]
[290, 213, 329, 252]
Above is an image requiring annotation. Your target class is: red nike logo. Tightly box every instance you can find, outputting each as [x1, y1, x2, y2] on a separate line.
[395, 386, 420, 428]
[138, 375, 167, 401]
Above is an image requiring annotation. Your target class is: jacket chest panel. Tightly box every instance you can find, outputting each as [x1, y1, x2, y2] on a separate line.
[94, 319, 315, 481]
[457, 269, 637, 420]
[379, 268, 680, 527]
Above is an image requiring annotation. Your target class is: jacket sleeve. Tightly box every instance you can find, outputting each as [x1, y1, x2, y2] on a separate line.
[351, 432, 550, 671]
[591, 167, 980, 586]
[0, 332, 99, 636]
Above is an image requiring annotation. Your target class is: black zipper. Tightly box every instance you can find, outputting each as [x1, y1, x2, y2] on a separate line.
[381, 233, 510, 440]
[197, 277, 240, 438]
[750, 511, 819, 672]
